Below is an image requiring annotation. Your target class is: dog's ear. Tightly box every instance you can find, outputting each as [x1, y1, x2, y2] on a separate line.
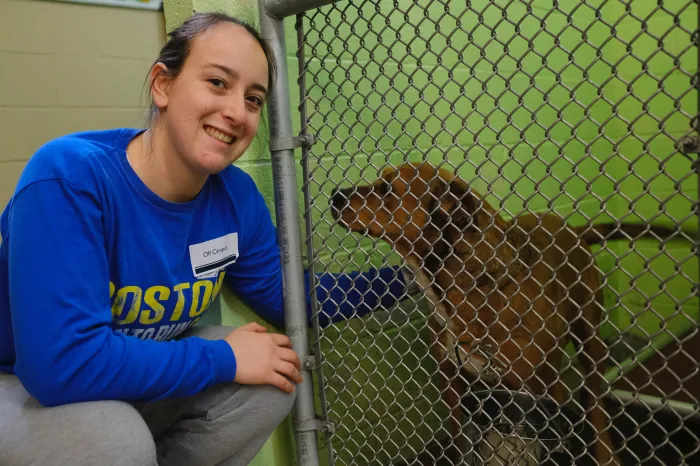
[429, 177, 475, 229]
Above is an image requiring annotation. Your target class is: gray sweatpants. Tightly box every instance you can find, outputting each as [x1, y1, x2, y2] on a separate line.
[0, 326, 297, 466]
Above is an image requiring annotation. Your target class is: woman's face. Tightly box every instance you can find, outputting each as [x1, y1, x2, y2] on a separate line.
[152, 23, 269, 176]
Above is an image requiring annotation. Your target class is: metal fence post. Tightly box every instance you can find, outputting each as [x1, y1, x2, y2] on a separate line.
[258, 3, 321, 466]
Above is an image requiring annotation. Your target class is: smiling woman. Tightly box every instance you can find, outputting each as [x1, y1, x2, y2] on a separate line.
[129, 14, 275, 203]
[0, 12, 414, 466]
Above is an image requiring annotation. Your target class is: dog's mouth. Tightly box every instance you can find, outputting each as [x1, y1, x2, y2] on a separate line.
[329, 202, 350, 227]
[330, 209, 370, 236]
[329, 203, 343, 222]
[330, 187, 392, 239]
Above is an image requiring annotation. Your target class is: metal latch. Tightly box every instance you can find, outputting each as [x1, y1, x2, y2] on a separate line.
[679, 135, 700, 155]
[301, 355, 318, 371]
[294, 418, 335, 435]
[270, 134, 316, 153]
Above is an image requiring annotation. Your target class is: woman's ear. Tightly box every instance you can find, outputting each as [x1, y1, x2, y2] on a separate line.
[149, 62, 171, 112]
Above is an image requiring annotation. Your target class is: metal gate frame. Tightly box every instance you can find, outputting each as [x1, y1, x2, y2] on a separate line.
[258, 1, 700, 466]
[259, 3, 335, 466]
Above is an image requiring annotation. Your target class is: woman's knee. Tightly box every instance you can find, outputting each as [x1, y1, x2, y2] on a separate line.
[260, 384, 297, 425]
[211, 382, 297, 432]
[16, 401, 155, 465]
[71, 400, 158, 466]
[0, 375, 156, 466]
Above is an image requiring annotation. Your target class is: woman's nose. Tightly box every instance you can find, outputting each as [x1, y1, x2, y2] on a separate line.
[222, 95, 246, 124]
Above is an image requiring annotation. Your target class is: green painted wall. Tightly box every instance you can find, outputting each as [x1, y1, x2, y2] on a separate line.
[163, 1, 698, 465]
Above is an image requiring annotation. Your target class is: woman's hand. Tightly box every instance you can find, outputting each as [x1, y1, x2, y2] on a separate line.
[224, 322, 302, 393]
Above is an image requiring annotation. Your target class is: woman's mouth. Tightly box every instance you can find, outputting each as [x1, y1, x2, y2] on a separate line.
[204, 125, 235, 145]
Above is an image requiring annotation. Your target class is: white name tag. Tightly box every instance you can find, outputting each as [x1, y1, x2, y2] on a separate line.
[189, 233, 239, 279]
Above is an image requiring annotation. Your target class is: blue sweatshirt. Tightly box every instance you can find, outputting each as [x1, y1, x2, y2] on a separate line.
[0, 128, 407, 407]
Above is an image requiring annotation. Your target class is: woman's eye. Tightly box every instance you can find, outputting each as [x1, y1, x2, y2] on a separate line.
[246, 95, 264, 107]
[208, 78, 226, 89]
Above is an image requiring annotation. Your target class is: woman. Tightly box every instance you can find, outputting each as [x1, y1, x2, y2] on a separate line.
[0, 13, 412, 466]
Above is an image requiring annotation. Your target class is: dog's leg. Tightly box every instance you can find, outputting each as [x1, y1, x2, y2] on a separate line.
[425, 319, 466, 465]
[405, 254, 486, 464]
[577, 316, 621, 466]
[428, 317, 467, 464]
[575, 287, 622, 466]
[443, 358, 467, 463]
[408, 258, 467, 464]
[550, 377, 568, 405]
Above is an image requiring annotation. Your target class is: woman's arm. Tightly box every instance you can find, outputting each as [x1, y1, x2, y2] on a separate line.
[7, 180, 236, 407]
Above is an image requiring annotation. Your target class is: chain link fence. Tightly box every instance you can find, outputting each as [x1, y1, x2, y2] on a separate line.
[292, 1, 699, 464]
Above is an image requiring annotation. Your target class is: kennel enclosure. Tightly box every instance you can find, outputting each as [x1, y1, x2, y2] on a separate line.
[257, 1, 700, 465]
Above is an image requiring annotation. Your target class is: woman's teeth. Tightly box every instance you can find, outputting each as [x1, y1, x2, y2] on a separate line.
[205, 126, 234, 144]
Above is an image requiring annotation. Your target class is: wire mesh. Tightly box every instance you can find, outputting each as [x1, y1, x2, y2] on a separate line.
[294, 1, 699, 465]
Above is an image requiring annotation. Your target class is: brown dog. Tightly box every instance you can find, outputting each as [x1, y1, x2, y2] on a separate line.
[330, 163, 678, 465]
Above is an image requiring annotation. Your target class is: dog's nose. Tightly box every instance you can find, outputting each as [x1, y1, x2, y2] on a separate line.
[330, 187, 350, 213]
[331, 188, 350, 210]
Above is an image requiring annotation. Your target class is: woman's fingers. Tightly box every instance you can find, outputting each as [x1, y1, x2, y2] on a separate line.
[271, 333, 292, 348]
[225, 325, 304, 392]
[272, 337, 301, 384]
[278, 347, 301, 369]
[275, 359, 302, 384]
[268, 372, 296, 394]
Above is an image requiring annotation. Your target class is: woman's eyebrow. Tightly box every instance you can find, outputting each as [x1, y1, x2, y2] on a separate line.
[205, 62, 268, 96]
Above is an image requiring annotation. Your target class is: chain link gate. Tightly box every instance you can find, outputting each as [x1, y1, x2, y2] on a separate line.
[284, 0, 699, 465]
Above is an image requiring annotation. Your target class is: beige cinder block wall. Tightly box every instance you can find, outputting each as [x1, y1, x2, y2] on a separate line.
[0, 0, 166, 207]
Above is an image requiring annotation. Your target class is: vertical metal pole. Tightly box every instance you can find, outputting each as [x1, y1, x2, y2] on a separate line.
[696, 1, 700, 344]
[295, 12, 336, 466]
[258, 3, 321, 466]
[695, 0, 700, 338]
